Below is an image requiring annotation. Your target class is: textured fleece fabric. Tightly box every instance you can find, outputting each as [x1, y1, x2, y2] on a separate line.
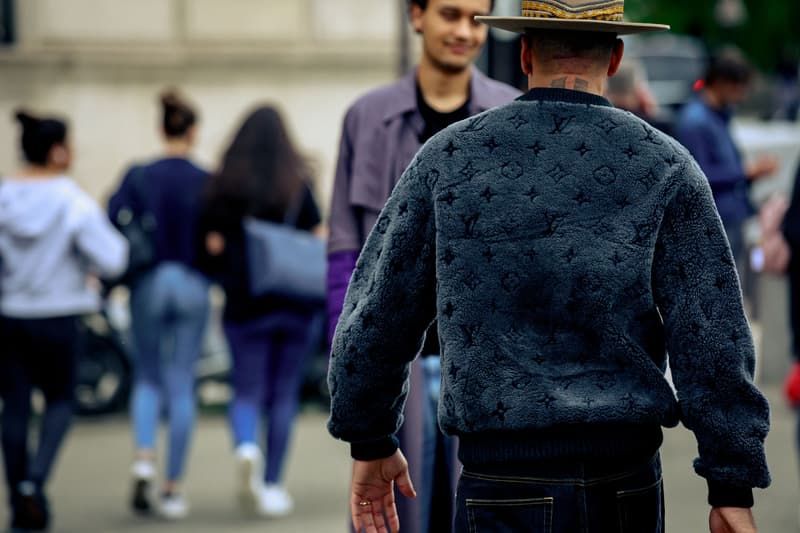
[328, 88, 770, 501]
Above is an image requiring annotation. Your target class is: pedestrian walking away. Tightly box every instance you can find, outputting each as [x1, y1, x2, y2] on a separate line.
[675, 48, 779, 283]
[197, 105, 326, 519]
[327, 2, 771, 533]
[780, 161, 800, 529]
[0, 110, 128, 532]
[108, 89, 211, 520]
[326, 1, 519, 530]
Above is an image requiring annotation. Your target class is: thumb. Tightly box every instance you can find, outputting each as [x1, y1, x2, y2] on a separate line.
[395, 466, 417, 499]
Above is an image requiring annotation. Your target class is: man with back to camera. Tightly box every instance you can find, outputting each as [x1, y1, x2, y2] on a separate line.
[327, 1, 771, 532]
[326, 0, 519, 531]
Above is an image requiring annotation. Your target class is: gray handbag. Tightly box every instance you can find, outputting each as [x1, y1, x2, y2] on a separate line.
[243, 192, 325, 302]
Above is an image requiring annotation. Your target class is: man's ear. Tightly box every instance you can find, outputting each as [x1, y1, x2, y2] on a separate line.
[520, 36, 533, 75]
[410, 3, 424, 34]
[607, 38, 625, 77]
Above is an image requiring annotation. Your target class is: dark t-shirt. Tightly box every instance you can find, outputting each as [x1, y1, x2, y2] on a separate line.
[417, 84, 472, 144]
[196, 184, 322, 322]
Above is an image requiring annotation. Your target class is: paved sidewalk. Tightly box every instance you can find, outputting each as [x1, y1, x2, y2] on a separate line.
[1, 386, 798, 532]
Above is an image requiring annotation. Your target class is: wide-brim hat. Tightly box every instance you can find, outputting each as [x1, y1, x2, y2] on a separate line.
[476, 1, 670, 36]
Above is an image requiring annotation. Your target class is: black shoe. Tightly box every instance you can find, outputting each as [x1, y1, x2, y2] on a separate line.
[11, 481, 50, 531]
[131, 478, 153, 515]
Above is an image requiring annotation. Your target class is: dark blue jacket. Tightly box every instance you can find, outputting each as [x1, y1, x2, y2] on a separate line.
[675, 97, 753, 225]
[109, 157, 208, 269]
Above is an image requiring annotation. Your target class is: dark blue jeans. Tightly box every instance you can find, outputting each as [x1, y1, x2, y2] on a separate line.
[455, 454, 663, 533]
[0, 316, 80, 498]
[225, 310, 320, 483]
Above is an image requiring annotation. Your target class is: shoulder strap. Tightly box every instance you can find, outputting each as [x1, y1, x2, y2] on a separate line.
[128, 165, 149, 210]
[282, 184, 306, 227]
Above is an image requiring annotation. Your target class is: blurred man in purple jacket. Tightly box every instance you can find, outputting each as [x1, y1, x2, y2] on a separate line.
[326, 0, 519, 530]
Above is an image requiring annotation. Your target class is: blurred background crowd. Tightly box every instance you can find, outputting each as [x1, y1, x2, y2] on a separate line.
[1, 0, 800, 532]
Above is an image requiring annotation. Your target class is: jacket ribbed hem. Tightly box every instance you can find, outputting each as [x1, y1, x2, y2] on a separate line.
[458, 424, 663, 466]
[707, 480, 754, 508]
[0, 295, 100, 319]
[350, 435, 400, 461]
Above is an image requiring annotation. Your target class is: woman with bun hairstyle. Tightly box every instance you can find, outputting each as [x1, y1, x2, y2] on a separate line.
[196, 105, 324, 518]
[109, 89, 210, 519]
[0, 110, 128, 531]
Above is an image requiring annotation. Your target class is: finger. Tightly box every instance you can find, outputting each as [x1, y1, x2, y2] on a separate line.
[395, 467, 417, 499]
[360, 502, 378, 533]
[350, 500, 362, 532]
[383, 490, 400, 533]
[369, 497, 390, 533]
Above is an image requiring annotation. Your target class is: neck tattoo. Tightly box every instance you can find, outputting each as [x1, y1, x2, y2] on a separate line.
[550, 77, 591, 92]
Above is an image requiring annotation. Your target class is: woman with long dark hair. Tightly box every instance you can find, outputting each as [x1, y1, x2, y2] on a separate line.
[197, 105, 324, 518]
[109, 89, 210, 519]
[0, 110, 127, 531]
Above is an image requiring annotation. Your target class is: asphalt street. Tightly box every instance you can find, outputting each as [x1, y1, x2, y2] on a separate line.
[0, 386, 797, 533]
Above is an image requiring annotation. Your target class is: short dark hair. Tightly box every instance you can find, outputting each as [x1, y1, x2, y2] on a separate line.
[525, 29, 618, 66]
[704, 48, 753, 86]
[160, 88, 197, 138]
[13, 110, 67, 165]
[409, 0, 495, 11]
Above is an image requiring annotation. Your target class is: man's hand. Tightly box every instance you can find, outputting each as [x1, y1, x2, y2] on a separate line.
[746, 155, 779, 181]
[710, 507, 758, 533]
[351, 450, 416, 533]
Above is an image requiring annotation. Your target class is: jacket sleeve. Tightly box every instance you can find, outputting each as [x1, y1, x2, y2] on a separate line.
[76, 196, 129, 279]
[326, 106, 364, 347]
[675, 123, 745, 192]
[327, 107, 363, 255]
[327, 161, 437, 460]
[652, 162, 770, 507]
[326, 250, 359, 346]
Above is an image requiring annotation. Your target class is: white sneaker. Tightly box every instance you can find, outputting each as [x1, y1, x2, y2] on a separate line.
[158, 493, 189, 520]
[258, 484, 293, 517]
[130, 460, 156, 515]
[235, 443, 263, 514]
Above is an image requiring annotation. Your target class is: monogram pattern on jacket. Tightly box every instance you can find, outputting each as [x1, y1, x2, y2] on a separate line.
[328, 97, 770, 490]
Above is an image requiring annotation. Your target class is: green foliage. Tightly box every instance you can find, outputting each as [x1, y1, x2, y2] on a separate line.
[626, 0, 800, 72]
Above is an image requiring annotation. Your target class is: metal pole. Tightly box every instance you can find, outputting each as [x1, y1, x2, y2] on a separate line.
[0, 0, 14, 44]
[398, 0, 410, 78]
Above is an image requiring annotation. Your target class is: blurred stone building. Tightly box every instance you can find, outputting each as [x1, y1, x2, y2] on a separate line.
[0, 0, 405, 206]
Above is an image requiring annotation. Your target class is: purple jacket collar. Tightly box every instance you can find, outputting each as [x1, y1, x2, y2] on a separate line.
[380, 67, 503, 123]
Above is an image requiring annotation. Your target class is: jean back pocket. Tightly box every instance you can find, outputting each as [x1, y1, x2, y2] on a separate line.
[616, 477, 664, 533]
[467, 497, 553, 533]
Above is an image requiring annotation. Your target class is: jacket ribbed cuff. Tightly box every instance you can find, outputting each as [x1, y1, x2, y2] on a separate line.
[707, 480, 754, 508]
[350, 435, 399, 461]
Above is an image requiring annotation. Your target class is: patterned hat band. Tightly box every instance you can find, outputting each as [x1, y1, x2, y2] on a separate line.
[521, 0, 625, 22]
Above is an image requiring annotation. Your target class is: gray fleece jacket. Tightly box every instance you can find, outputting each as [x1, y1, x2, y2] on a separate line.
[327, 89, 770, 508]
[0, 176, 128, 318]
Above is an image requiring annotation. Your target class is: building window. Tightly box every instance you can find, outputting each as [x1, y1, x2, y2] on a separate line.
[0, 0, 13, 45]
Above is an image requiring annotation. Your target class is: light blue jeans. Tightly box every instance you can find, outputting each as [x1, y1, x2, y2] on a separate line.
[129, 263, 209, 482]
[420, 355, 458, 531]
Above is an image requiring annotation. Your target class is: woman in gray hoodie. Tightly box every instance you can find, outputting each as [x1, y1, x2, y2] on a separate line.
[0, 110, 128, 531]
